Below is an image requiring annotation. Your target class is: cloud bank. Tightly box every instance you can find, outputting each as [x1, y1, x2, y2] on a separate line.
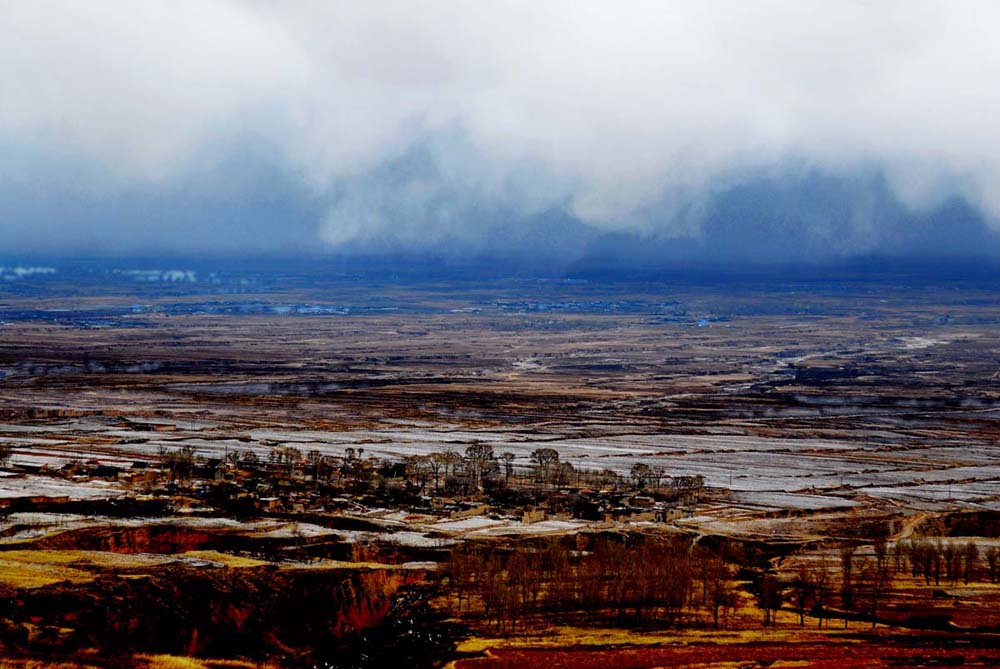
[2, 1, 1000, 260]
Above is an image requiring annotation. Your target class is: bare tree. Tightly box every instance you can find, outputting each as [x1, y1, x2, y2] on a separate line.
[464, 443, 496, 491]
[986, 546, 1000, 583]
[630, 462, 653, 490]
[530, 448, 559, 486]
[445, 546, 481, 613]
[943, 542, 961, 585]
[910, 538, 938, 585]
[839, 546, 856, 628]
[162, 444, 197, 483]
[555, 461, 576, 487]
[595, 468, 620, 490]
[700, 548, 735, 628]
[932, 540, 944, 585]
[867, 539, 892, 628]
[790, 568, 814, 627]
[239, 449, 259, 470]
[269, 445, 302, 478]
[501, 452, 516, 483]
[307, 449, 323, 484]
[427, 452, 446, 491]
[441, 449, 463, 480]
[758, 574, 783, 628]
[405, 455, 432, 491]
[963, 541, 979, 584]
[812, 559, 832, 629]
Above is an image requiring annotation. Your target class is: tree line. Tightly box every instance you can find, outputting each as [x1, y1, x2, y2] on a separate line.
[894, 538, 1000, 585]
[445, 534, 1000, 634]
[444, 535, 738, 632]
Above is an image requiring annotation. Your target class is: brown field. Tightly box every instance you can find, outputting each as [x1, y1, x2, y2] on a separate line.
[1, 270, 999, 666]
[451, 637, 1000, 669]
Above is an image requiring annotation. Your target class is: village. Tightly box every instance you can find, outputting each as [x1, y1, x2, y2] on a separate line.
[0, 437, 707, 530]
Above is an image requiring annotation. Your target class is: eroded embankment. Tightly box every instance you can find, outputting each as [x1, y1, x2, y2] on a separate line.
[912, 510, 1000, 537]
[22, 520, 446, 564]
[30, 524, 222, 554]
[0, 518, 459, 666]
[0, 564, 431, 661]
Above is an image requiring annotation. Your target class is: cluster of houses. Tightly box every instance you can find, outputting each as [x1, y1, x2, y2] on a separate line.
[0, 445, 707, 525]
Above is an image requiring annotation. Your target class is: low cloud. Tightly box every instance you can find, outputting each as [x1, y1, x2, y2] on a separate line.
[2, 1, 1000, 258]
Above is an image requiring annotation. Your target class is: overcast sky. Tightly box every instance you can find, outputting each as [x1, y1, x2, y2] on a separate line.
[2, 1, 1000, 261]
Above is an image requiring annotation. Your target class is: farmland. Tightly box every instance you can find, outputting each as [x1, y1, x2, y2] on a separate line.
[0, 263, 998, 666]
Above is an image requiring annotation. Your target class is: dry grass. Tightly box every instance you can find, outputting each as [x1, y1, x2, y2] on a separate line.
[286, 559, 404, 570]
[141, 657, 208, 669]
[0, 550, 168, 568]
[0, 663, 101, 669]
[0, 549, 179, 588]
[0, 557, 94, 588]
[0, 658, 277, 669]
[140, 656, 278, 669]
[453, 622, 868, 656]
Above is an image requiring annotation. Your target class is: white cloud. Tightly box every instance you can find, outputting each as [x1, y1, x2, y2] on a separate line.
[3, 0, 1000, 248]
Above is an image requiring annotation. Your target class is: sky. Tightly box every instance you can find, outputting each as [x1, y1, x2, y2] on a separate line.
[2, 1, 1000, 263]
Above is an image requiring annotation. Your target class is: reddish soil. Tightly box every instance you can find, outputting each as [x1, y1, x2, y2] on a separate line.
[455, 635, 1000, 668]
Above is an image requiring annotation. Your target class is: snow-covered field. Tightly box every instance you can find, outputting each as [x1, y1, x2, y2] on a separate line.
[0, 476, 123, 500]
[1, 415, 998, 513]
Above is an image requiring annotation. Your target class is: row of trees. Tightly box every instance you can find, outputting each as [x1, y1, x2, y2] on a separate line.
[895, 538, 1000, 585]
[626, 463, 703, 492]
[160, 444, 197, 482]
[526, 448, 704, 491]
[445, 536, 738, 632]
[788, 538, 1000, 631]
[445, 537, 881, 633]
[837, 543, 892, 629]
[407, 444, 589, 493]
[445, 534, 1000, 635]
[158, 441, 704, 500]
[407, 444, 703, 495]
